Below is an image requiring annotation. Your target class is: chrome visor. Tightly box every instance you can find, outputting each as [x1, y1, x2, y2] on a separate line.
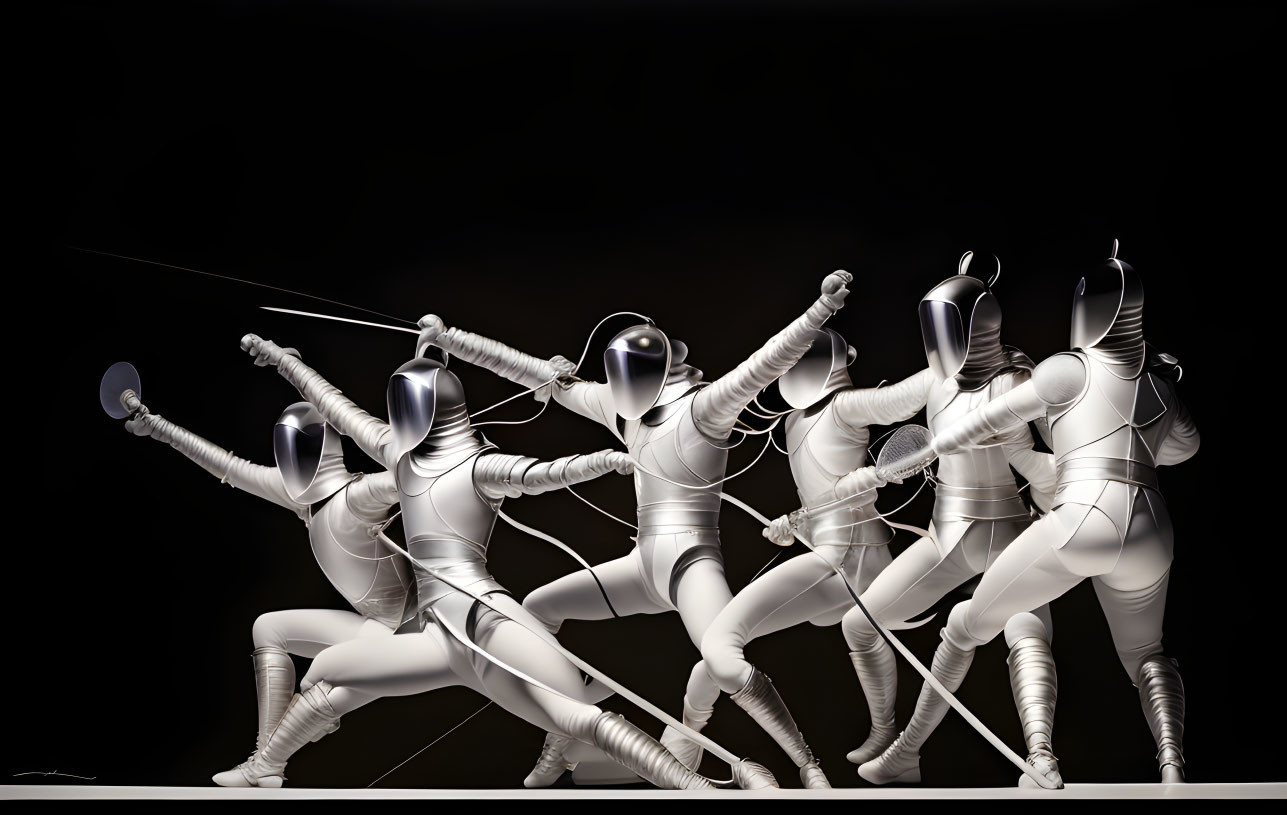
[919, 299, 969, 381]
[273, 402, 328, 500]
[604, 324, 672, 421]
[387, 359, 443, 458]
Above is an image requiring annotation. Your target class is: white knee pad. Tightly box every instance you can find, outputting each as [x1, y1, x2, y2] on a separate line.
[944, 603, 985, 651]
[1004, 612, 1051, 649]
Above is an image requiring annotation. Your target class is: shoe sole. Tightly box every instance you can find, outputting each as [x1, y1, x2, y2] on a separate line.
[857, 763, 921, 785]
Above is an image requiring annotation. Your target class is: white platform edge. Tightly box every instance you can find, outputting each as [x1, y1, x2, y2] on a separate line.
[3, 784, 1285, 800]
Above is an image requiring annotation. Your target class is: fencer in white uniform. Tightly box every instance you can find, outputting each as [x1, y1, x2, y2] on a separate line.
[228, 336, 777, 790]
[100, 368, 413, 784]
[837, 255, 1061, 787]
[684, 329, 934, 787]
[415, 271, 853, 786]
[862, 245, 1199, 786]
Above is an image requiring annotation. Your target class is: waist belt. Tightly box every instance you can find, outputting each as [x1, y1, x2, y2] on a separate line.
[408, 538, 486, 561]
[935, 483, 1024, 501]
[637, 507, 722, 531]
[933, 482, 1029, 522]
[638, 524, 720, 537]
[1056, 457, 1158, 489]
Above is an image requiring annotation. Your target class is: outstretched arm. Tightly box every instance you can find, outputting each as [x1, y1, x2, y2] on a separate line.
[417, 315, 562, 392]
[418, 315, 616, 427]
[475, 449, 635, 500]
[933, 354, 1084, 456]
[549, 377, 619, 428]
[342, 471, 400, 522]
[241, 334, 396, 470]
[832, 368, 935, 429]
[694, 271, 852, 439]
[123, 405, 308, 519]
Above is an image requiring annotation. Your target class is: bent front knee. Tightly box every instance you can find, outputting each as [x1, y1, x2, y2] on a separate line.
[841, 606, 881, 651]
[700, 632, 751, 694]
[944, 603, 989, 651]
[251, 612, 288, 650]
[521, 591, 563, 634]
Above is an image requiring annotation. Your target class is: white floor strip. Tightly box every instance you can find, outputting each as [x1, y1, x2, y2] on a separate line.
[3, 784, 1284, 800]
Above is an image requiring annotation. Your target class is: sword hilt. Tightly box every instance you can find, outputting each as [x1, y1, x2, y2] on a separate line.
[119, 389, 144, 416]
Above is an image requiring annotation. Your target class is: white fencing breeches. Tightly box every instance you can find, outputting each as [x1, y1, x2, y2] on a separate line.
[523, 534, 733, 644]
[522, 535, 734, 712]
[841, 523, 1053, 653]
[702, 545, 892, 694]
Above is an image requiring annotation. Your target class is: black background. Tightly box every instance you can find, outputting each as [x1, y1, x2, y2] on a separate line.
[32, 0, 1277, 792]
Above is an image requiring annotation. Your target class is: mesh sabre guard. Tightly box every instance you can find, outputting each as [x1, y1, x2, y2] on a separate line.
[875, 424, 935, 482]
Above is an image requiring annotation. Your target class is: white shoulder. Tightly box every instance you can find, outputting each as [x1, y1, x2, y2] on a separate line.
[1032, 353, 1087, 406]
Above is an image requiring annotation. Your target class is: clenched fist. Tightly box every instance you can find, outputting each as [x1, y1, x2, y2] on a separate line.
[417, 314, 446, 344]
[820, 270, 853, 310]
[241, 334, 300, 368]
[607, 451, 636, 476]
[762, 514, 797, 547]
[840, 464, 888, 495]
[123, 411, 156, 438]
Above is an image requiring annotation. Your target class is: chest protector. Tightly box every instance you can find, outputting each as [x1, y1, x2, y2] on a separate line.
[784, 397, 889, 547]
[398, 449, 504, 609]
[623, 391, 731, 533]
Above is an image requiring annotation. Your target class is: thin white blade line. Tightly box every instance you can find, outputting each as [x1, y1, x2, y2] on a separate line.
[261, 306, 421, 335]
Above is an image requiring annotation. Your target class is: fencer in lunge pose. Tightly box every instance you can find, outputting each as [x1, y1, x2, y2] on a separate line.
[837, 255, 1062, 788]
[680, 329, 934, 787]
[416, 270, 852, 787]
[233, 335, 777, 790]
[98, 366, 414, 784]
[866, 245, 1199, 786]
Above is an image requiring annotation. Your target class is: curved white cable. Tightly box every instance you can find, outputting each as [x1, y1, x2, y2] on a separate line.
[564, 485, 639, 530]
[497, 509, 621, 617]
[468, 310, 651, 426]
